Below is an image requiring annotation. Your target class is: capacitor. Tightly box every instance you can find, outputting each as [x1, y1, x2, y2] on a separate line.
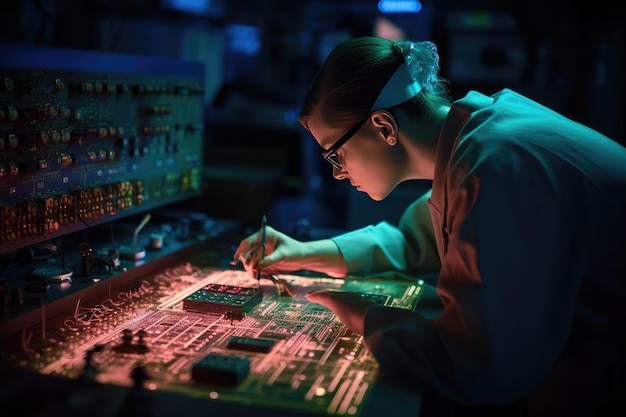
[149, 233, 165, 250]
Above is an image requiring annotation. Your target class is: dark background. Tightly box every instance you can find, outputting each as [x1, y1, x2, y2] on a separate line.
[1, 0, 624, 234]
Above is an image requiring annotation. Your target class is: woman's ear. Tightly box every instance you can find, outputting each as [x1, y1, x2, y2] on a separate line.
[371, 110, 397, 146]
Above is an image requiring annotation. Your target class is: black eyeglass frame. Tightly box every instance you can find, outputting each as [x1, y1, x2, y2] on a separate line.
[321, 114, 371, 170]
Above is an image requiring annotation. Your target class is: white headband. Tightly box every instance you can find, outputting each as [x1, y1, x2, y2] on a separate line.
[370, 60, 423, 111]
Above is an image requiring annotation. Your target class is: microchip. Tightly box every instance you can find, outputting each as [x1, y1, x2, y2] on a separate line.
[183, 284, 263, 319]
[191, 352, 250, 385]
[359, 292, 390, 305]
[227, 336, 275, 353]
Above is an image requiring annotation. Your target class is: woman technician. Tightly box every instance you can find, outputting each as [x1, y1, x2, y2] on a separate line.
[233, 36, 626, 416]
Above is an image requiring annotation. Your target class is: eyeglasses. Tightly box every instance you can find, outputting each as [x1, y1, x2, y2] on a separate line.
[321, 114, 370, 170]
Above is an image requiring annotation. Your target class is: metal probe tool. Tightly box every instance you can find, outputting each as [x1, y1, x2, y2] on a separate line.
[257, 214, 267, 282]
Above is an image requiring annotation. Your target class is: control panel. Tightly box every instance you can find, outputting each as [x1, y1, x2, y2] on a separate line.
[0, 45, 205, 254]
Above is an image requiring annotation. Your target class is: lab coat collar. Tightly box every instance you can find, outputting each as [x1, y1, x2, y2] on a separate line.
[427, 90, 496, 256]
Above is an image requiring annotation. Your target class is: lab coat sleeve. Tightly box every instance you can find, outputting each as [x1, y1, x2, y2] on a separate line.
[362, 160, 588, 405]
[330, 189, 441, 277]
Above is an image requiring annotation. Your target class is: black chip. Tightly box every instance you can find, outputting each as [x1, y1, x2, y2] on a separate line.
[227, 336, 275, 353]
[191, 352, 250, 385]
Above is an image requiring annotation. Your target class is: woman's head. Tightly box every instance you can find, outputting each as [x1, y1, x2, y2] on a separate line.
[299, 36, 450, 200]
[299, 36, 449, 130]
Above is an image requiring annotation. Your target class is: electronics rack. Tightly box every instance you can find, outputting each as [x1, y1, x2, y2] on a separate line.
[0, 44, 205, 254]
[0, 43, 215, 342]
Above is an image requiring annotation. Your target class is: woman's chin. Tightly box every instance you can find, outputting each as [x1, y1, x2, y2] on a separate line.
[362, 189, 386, 202]
[364, 186, 396, 202]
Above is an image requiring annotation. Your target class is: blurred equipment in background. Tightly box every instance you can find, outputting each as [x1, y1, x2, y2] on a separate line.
[444, 9, 526, 88]
[0, 44, 205, 254]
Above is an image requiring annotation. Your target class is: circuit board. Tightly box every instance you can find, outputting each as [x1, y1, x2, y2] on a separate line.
[0, 261, 423, 416]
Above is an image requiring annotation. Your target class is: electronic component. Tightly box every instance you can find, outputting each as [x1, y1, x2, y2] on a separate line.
[182, 284, 263, 318]
[112, 329, 149, 354]
[0, 268, 424, 417]
[0, 44, 204, 255]
[227, 336, 275, 353]
[118, 214, 152, 260]
[24, 282, 50, 293]
[191, 352, 250, 385]
[360, 292, 391, 305]
[29, 266, 74, 282]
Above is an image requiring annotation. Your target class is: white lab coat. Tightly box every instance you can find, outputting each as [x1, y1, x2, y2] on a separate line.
[332, 89, 626, 415]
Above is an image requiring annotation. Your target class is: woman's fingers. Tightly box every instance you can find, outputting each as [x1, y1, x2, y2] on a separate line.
[305, 289, 373, 335]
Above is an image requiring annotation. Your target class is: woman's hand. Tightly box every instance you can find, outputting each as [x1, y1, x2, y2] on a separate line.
[305, 289, 377, 335]
[232, 226, 348, 278]
[232, 225, 307, 277]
